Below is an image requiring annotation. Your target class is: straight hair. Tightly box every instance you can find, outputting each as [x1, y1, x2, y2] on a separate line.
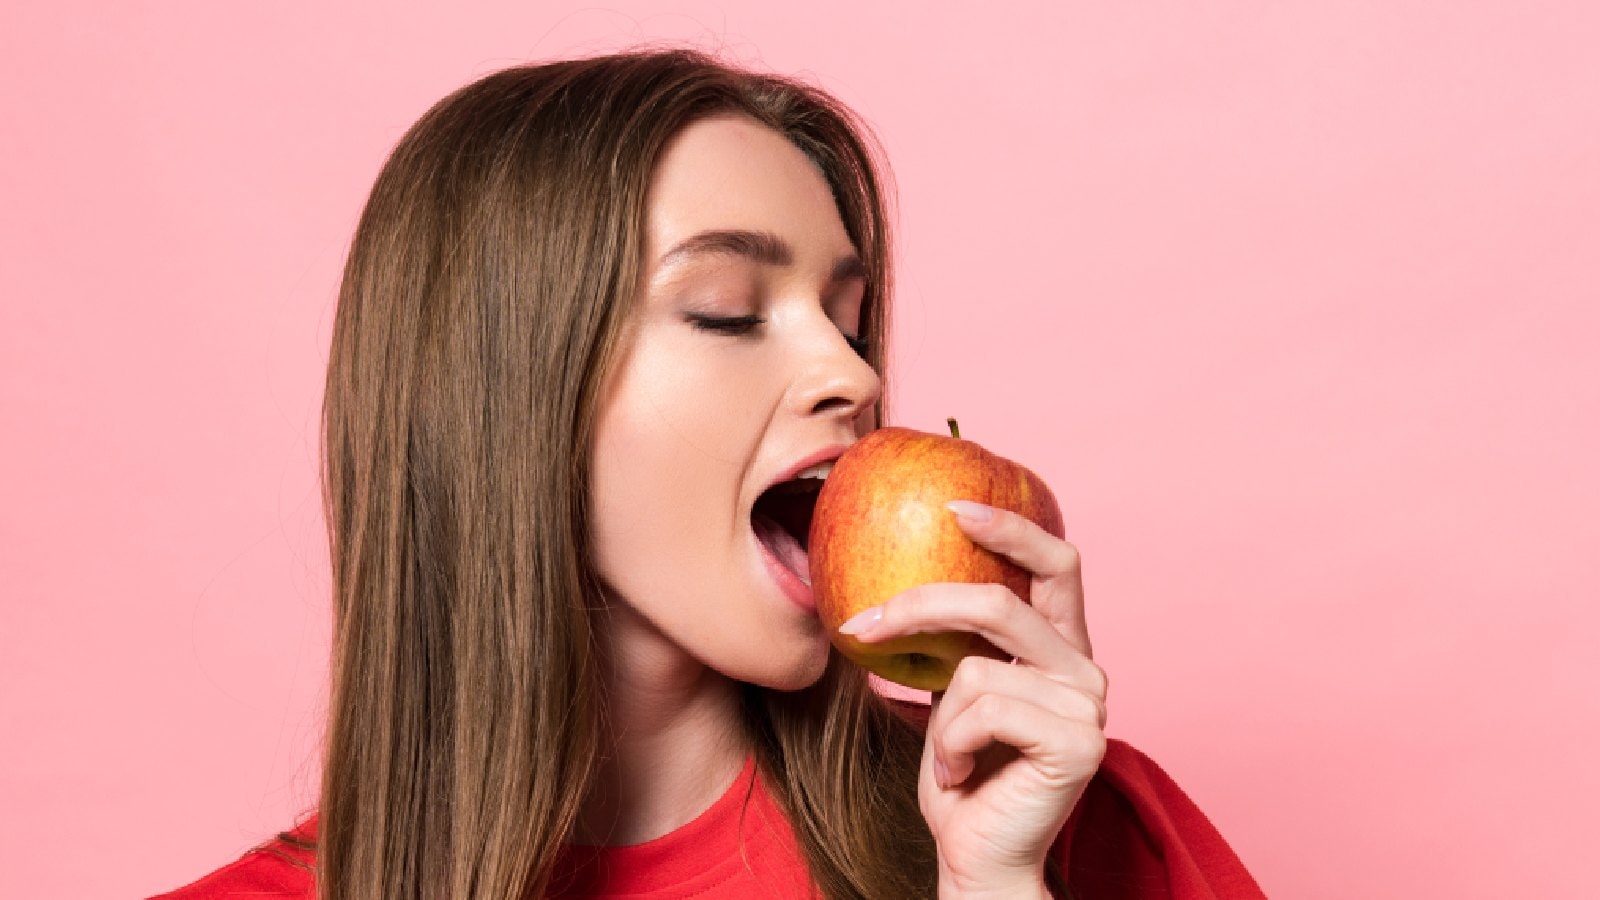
[305, 46, 1072, 900]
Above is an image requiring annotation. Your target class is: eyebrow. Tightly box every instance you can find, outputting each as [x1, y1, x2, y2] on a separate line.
[656, 228, 867, 283]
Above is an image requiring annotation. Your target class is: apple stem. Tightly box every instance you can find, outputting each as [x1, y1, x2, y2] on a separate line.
[947, 417, 961, 439]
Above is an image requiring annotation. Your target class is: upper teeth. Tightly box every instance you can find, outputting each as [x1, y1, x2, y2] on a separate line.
[794, 462, 833, 481]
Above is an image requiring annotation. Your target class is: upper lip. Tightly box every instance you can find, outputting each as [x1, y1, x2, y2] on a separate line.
[758, 444, 851, 499]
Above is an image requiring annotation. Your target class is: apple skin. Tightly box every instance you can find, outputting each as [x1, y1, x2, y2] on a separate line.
[808, 421, 1065, 692]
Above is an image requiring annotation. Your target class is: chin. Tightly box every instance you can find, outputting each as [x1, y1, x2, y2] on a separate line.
[738, 641, 831, 693]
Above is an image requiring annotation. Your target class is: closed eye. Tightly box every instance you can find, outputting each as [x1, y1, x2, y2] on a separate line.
[688, 313, 763, 336]
[687, 313, 870, 359]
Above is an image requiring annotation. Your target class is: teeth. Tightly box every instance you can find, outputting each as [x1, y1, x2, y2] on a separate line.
[794, 462, 833, 481]
[762, 460, 834, 497]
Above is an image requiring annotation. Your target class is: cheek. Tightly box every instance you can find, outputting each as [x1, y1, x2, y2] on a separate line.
[620, 337, 779, 489]
[586, 340, 764, 601]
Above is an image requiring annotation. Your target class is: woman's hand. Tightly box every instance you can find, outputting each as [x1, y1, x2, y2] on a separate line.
[838, 500, 1107, 898]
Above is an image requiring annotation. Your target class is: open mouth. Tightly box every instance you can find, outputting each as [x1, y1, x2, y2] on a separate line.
[751, 476, 823, 582]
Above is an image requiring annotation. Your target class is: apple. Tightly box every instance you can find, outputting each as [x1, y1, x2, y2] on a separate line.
[808, 418, 1065, 692]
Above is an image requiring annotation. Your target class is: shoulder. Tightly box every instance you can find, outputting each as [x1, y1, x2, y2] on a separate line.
[147, 816, 318, 900]
[1061, 740, 1269, 899]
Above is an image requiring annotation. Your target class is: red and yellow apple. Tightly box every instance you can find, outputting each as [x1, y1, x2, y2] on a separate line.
[808, 418, 1065, 692]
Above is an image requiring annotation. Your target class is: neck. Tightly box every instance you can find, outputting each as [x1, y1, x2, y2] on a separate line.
[573, 598, 751, 847]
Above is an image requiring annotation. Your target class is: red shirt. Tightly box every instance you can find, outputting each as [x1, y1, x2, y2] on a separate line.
[150, 738, 1266, 899]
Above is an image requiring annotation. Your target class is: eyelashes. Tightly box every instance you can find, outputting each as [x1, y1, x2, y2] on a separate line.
[688, 313, 764, 335]
[687, 314, 871, 360]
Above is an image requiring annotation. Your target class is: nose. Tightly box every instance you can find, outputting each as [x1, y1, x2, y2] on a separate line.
[788, 320, 883, 426]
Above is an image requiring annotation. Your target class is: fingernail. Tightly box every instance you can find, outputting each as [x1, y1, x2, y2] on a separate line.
[945, 500, 993, 523]
[935, 756, 951, 788]
[838, 606, 883, 635]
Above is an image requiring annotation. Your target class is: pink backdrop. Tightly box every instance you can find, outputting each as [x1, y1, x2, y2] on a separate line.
[3, 2, 1596, 898]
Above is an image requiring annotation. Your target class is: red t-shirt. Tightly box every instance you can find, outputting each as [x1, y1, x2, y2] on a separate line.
[150, 737, 1266, 899]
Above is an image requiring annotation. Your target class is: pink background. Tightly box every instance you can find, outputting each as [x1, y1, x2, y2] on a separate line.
[3, 2, 1597, 897]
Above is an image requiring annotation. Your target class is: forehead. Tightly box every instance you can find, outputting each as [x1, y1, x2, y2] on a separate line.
[643, 114, 854, 263]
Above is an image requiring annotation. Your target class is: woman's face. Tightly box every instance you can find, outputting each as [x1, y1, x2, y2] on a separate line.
[588, 113, 882, 691]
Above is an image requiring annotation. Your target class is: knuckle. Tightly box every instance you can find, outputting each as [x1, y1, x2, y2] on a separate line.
[950, 654, 999, 693]
[1088, 661, 1110, 698]
[971, 692, 1005, 728]
[1056, 682, 1105, 728]
[1062, 722, 1108, 767]
[1048, 548, 1079, 578]
[947, 656, 977, 692]
[1076, 689, 1109, 729]
[980, 584, 1015, 620]
[1059, 541, 1082, 571]
[1080, 722, 1109, 756]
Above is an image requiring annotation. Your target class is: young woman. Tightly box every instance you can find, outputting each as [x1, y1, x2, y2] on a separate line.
[153, 48, 1266, 900]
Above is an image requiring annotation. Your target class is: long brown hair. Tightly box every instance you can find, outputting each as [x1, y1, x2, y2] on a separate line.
[311, 46, 1071, 899]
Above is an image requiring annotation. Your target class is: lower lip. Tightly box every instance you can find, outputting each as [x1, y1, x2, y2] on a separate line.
[752, 524, 816, 613]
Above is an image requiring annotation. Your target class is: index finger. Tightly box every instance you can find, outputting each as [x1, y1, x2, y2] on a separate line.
[946, 501, 1092, 660]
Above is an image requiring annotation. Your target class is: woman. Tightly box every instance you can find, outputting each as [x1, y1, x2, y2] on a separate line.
[154, 48, 1265, 899]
